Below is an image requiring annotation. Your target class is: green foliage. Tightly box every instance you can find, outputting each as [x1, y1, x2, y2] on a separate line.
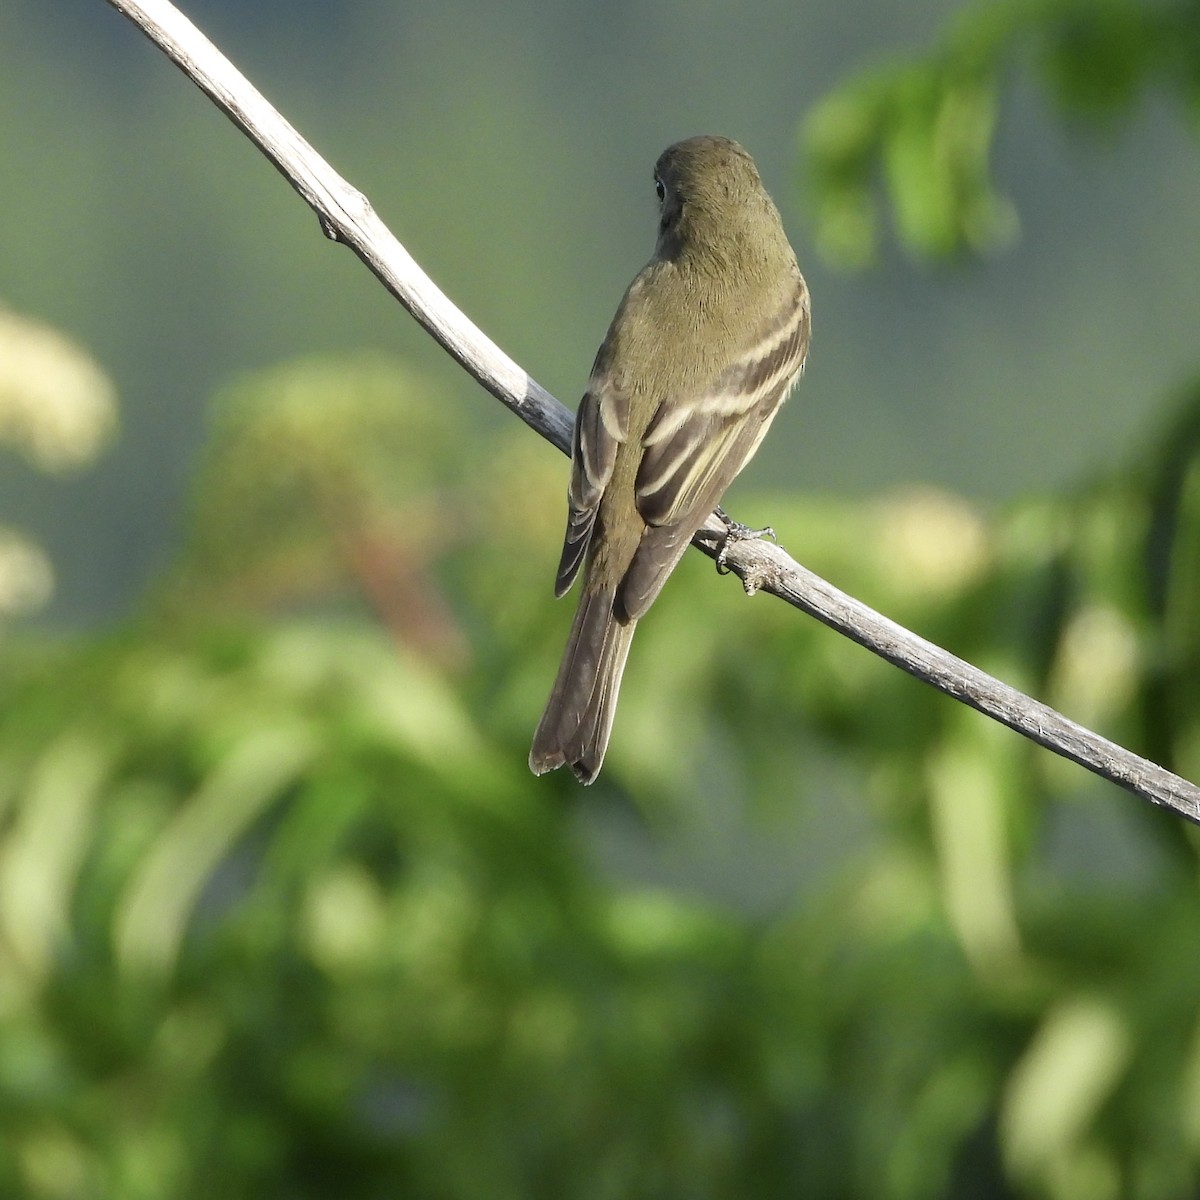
[163, 355, 470, 633]
[1, 351, 1199, 1197]
[803, 0, 1200, 266]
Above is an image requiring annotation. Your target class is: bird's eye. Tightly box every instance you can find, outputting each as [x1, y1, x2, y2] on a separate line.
[655, 178, 665, 203]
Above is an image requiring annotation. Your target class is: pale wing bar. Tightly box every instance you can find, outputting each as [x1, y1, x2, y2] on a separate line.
[617, 285, 810, 620]
[636, 287, 809, 528]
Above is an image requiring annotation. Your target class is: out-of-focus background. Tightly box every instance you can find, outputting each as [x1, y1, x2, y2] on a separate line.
[2, 0, 1199, 1196]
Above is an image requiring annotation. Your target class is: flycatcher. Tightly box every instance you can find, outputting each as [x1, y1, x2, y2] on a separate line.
[530, 135, 810, 784]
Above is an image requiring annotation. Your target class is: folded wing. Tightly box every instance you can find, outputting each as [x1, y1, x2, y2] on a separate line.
[618, 281, 810, 620]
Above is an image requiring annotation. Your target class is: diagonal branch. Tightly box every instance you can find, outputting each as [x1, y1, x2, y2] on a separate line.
[103, 0, 1200, 824]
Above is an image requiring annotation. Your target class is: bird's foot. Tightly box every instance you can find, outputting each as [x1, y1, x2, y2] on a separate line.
[714, 507, 776, 574]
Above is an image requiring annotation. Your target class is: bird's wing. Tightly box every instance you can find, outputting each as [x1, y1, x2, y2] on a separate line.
[553, 371, 629, 597]
[619, 282, 810, 620]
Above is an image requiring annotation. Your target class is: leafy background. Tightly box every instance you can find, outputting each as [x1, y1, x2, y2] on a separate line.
[1, 0, 1199, 1197]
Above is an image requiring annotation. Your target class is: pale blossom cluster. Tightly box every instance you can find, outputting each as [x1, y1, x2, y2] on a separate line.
[0, 309, 118, 616]
[0, 310, 117, 472]
[0, 528, 53, 618]
[878, 486, 990, 596]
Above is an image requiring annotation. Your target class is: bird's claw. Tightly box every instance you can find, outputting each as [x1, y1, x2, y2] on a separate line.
[714, 508, 776, 574]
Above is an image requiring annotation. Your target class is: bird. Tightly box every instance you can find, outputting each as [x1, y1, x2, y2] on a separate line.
[530, 135, 810, 784]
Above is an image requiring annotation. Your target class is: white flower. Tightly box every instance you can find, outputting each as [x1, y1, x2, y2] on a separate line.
[0, 310, 117, 472]
[0, 527, 54, 616]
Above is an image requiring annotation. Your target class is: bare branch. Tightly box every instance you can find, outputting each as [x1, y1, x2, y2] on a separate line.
[104, 0, 571, 454]
[692, 527, 1200, 818]
[102, 0, 1200, 824]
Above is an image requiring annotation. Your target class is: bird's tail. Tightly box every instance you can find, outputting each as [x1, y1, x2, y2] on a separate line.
[529, 583, 636, 785]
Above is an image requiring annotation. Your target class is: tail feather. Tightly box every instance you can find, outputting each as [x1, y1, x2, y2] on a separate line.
[529, 585, 636, 785]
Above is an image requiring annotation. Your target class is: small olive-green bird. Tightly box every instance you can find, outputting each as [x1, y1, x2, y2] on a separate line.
[530, 135, 811, 784]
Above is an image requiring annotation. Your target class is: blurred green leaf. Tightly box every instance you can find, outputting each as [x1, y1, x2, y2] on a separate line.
[802, 0, 1199, 266]
[3, 358, 1199, 1196]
